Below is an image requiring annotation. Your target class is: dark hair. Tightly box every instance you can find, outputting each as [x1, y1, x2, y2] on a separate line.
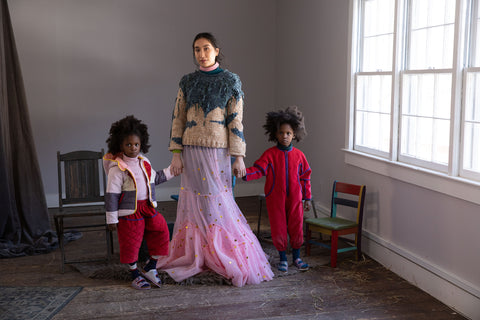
[263, 106, 307, 143]
[106, 115, 151, 154]
[192, 32, 224, 66]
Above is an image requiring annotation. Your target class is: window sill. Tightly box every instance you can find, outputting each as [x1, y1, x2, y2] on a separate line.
[343, 149, 480, 206]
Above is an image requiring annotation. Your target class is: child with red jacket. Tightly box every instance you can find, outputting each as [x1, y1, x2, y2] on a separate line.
[103, 115, 175, 289]
[242, 106, 311, 272]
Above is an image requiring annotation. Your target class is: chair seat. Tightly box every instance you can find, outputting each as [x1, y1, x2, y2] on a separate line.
[305, 217, 358, 230]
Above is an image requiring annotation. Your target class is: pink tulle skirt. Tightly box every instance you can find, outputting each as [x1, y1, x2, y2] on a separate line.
[157, 146, 273, 287]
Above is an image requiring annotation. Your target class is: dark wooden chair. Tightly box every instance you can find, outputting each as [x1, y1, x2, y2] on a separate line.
[305, 181, 366, 267]
[54, 149, 113, 273]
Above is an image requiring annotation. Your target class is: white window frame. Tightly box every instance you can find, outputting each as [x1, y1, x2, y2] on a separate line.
[346, 0, 480, 206]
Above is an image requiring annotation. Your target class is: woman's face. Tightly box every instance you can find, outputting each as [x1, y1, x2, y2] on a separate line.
[194, 38, 219, 68]
[121, 134, 141, 158]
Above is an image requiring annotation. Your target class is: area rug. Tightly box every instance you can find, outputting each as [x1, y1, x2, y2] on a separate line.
[71, 241, 330, 285]
[0, 286, 82, 320]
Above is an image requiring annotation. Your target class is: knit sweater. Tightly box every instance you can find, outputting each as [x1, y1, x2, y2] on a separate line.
[169, 69, 246, 157]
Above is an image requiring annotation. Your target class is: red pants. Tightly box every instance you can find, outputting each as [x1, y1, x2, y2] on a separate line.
[117, 200, 169, 264]
[266, 195, 304, 252]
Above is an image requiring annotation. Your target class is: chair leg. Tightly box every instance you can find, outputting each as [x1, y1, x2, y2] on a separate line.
[305, 225, 311, 256]
[356, 232, 362, 261]
[105, 228, 112, 262]
[109, 230, 114, 254]
[331, 231, 338, 268]
[55, 216, 66, 273]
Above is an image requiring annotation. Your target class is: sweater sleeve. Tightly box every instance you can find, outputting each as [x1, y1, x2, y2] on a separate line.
[243, 151, 270, 181]
[105, 167, 123, 225]
[155, 165, 174, 185]
[227, 96, 246, 157]
[169, 88, 187, 151]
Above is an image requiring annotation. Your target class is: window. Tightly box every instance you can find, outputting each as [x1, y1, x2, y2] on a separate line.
[349, 0, 480, 186]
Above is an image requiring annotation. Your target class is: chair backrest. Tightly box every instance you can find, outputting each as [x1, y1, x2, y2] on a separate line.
[57, 149, 106, 208]
[331, 181, 366, 226]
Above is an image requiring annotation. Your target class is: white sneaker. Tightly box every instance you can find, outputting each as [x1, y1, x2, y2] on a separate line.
[142, 269, 162, 287]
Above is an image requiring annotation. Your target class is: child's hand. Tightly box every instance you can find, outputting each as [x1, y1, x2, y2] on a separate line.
[303, 200, 311, 212]
[108, 223, 117, 231]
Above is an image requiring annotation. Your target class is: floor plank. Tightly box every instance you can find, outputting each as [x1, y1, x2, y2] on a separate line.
[0, 197, 467, 320]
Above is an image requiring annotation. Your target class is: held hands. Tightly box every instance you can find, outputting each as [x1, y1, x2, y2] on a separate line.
[108, 223, 117, 231]
[232, 156, 246, 178]
[303, 200, 311, 212]
[170, 152, 183, 176]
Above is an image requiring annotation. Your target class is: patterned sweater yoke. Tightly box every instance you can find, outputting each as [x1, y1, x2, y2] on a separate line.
[169, 69, 246, 157]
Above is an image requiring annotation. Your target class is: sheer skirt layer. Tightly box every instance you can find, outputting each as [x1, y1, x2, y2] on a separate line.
[157, 146, 273, 287]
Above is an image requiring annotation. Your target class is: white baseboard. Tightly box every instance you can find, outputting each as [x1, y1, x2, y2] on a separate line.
[313, 202, 479, 320]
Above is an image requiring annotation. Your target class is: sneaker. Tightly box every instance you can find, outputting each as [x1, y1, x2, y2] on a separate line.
[294, 258, 309, 271]
[132, 276, 151, 290]
[278, 260, 288, 272]
[142, 268, 162, 287]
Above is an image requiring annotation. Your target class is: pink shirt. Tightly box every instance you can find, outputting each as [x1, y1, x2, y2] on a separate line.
[122, 155, 148, 200]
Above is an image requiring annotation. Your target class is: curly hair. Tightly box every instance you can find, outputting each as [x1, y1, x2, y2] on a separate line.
[106, 115, 151, 154]
[263, 106, 307, 143]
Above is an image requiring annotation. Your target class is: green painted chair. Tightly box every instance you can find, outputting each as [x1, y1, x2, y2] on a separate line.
[305, 181, 366, 267]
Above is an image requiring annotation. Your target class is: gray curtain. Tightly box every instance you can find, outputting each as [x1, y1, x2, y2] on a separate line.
[0, 0, 56, 257]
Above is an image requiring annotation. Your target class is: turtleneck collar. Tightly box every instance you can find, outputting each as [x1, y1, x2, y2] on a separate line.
[199, 62, 223, 74]
[277, 143, 293, 151]
[122, 154, 140, 165]
[199, 62, 219, 72]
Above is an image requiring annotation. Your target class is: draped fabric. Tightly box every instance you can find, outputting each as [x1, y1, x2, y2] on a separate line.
[0, 0, 56, 257]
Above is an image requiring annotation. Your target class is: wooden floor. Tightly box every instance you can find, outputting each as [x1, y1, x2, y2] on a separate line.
[0, 197, 466, 320]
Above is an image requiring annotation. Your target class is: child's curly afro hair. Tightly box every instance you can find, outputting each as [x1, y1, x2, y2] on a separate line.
[263, 106, 307, 143]
[106, 115, 151, 155]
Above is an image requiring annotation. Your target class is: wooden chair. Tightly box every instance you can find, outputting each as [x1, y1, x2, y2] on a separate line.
[305, 181, 366, 267]
[54, 149, 113, 273]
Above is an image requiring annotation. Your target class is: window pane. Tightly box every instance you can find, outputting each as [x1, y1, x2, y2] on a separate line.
[361, 0, 395, 71]
[408, 0, 456, 69]
[463, 72, 480, 172]
[363, 34, 394, 71]
[463, 123, 480, 171]
[474, 2, 480, 67]
[356, 111, 391, 152]
[401, 116, 450, 164]
[355, 75, 391, 152]
[401, 73, 451, 165]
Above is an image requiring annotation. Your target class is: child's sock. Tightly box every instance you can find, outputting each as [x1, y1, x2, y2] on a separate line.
[279, 250, 287, 262]
[292, 248, 300, 261]
[144, 257, 158, 272]
[129, 262, 140, 280]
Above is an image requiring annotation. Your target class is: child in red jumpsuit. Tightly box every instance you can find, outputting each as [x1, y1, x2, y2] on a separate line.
[242, 106, 311, 272]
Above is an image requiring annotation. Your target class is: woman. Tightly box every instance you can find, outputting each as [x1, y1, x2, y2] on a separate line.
[157, 32, 273, 287]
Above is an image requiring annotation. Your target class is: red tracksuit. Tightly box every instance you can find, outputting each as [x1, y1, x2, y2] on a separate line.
[244, 145, 311, 251]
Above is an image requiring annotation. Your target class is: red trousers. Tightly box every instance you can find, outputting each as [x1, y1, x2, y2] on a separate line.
[117, 200, 169, 264]
[266, 194, 304, 252]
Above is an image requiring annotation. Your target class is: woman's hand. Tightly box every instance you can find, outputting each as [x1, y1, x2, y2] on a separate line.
[170, 152, 183, 176]
[232, 156, 246, 178]
[108, 223, 117, 231]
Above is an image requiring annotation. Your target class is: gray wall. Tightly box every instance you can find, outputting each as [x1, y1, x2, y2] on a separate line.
[8, 0, 479, 318]
[9, 0, 276, 203]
